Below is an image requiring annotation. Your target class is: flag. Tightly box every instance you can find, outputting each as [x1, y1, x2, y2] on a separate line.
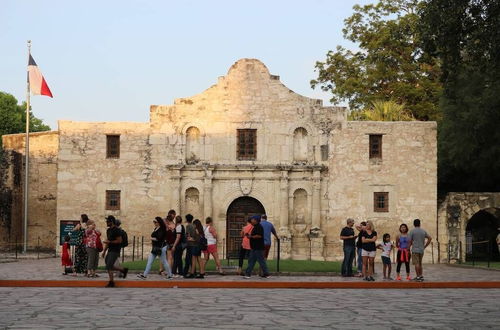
[28, 54, 53, 97]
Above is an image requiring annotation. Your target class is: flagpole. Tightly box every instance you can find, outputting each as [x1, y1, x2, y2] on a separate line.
[23, 40, 31, 253]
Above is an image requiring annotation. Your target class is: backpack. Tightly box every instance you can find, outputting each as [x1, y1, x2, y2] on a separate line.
[120, 229, 129, 248]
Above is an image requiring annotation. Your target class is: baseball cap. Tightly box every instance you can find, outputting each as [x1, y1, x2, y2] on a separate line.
[105, 215, 116, 223]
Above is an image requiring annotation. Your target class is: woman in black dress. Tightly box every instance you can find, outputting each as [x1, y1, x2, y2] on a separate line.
[72, 214, 89, 275]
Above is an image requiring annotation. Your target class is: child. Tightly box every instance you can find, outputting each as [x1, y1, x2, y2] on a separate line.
[377, 233, 394, 280]
[395, 223, 411, 281]
[61, 235, 76, 276]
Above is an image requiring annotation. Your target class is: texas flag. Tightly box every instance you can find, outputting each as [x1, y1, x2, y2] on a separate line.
[28, 54, 53, 97]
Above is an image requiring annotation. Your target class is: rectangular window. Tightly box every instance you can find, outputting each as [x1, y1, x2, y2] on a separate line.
[369, 134, 382, 159]
[106, 190, 121, 210]
[106, 135, 120, 158]
[373, 192, 389, 212]
[237, 129, 257, 160]
[320, 145, 329, 161]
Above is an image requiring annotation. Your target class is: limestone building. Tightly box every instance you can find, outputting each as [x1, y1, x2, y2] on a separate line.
[1, 59, 438, 261]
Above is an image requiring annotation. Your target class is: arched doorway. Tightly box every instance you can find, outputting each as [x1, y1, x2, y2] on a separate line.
[226, 196, 266, 258]
[465, 209, 500, 261]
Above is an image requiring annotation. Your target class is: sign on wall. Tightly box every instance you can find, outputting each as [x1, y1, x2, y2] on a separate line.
[59, 220, 81, 245]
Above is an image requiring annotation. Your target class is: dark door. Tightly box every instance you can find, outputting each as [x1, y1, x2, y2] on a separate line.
[226, 197, 265, 258]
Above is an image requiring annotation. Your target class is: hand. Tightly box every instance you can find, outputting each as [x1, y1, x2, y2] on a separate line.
[172, 246, 176, 252]
[102, 252, 106, 258]
[103, 240, 109, 244]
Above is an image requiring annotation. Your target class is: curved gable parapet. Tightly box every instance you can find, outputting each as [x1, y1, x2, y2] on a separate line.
[150, 59, 343, 128]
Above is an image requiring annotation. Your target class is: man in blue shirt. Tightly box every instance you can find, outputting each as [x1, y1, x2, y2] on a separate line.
[260, 214, 279, 260]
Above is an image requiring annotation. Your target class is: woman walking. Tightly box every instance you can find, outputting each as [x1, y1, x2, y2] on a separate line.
[85, 220, 101, 277]
[202, 217, 224, 275]
[395, 223, 411, 281]
[361, 221, 377, 281]
[72, 214, 89, 275]
[137, 217, 173, 279]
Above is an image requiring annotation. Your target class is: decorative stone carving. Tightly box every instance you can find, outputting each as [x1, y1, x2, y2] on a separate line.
[239, 179, 253, 196]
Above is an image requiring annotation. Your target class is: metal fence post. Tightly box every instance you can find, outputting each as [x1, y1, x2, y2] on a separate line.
[459, 241, 462, 264]
[141, 236, 144, 261]
[132, 236, 136, 262]
[37, 236, 40, 260]
[277, 239, 280, 273]
[431, 242, 434, 264]
[15, 235, 18, 259]
[488, 240, 491, 268]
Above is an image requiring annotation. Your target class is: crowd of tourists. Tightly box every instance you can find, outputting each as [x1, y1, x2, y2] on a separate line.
[61, 211, 279, 287]
[340, 218, 432, 282]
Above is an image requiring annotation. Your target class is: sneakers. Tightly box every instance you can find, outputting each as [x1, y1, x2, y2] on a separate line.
[105, 281, 115, 288]
[166, 275, 174, 280]
[396, 275, 402, 281]
[195, 273, 205, 279]
[412, 276, 424, 282]
[137, 274, 147, 279]
[369, 276, 375, 281]
[184, 273, 195, 278]
[406, 275, 411, 281]
[260, 274, 271, 279]
[122, 268, 129, 279]
[244, 276, 251, 279]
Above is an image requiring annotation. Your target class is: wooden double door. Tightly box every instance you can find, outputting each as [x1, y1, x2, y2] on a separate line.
[226, 197, 266, 258]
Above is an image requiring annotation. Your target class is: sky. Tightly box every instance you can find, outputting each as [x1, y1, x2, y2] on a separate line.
[1, 0, 373, 129]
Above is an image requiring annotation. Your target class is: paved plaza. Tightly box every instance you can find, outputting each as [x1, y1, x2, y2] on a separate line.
[1, 258, 499, 329]
[0, 287, 499, 329]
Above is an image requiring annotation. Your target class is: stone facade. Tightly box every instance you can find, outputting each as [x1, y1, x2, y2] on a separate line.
[0, 132, 58, 250]
[438, 192, 500, 262]
[1, 59, 437, 261]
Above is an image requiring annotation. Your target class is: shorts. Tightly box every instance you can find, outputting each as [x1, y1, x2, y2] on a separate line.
[412, 252, 423, 266]
[105, 251, 120, 270]
[381, 256, 391, 265]
[203, 244, 217, 255]
[264, 245, 271, 259]
[361, 249, 376, 258]
[191, 246, 202, 257]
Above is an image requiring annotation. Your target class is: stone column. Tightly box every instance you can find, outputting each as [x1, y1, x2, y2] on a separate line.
[170, 166, 182, 215]
[311, 169, 321, 229]
[203, 166, 214, 220]
[279, 169, 292, 259]
[310, 168, 325, 260]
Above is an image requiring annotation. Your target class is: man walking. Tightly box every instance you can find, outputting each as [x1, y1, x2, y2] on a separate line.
[102, 216, 128, 287]
[340, 218, 356, 277]
[245, 215, 270, 279]
[260, 214, 279, 260]
[408, 219, 432, 282]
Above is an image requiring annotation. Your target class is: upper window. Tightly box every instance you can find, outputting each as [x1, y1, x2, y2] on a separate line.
[369, 134, 382, 159]
[106, 135, 120, 158]
[106, 190, 121, 210]
[373, 192, 389, 212]
[237, 129, 257, 160]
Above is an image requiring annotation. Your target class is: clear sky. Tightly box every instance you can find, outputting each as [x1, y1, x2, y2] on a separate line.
[1, 0, 373, 129]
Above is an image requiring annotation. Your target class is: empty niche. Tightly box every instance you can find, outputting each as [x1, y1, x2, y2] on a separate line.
[293, 189, 308, 224]
[293, 127, 308, 162]
[186, 126, 201, 164]
[185, 187, 200, 219]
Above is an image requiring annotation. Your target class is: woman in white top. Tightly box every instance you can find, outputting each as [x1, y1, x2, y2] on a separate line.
[202, 217, 224, 275]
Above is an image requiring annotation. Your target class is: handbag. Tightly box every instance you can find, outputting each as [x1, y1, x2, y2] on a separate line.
[96, 234, 104, 252]
[151, 246, 162, 256]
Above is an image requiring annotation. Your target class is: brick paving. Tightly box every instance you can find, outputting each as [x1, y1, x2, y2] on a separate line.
[0, 287, 499, 329]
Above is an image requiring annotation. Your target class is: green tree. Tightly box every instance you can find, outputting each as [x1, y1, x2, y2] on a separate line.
[0, 91, 50, 147]
[420, 0, 500, 192]
[311, 0, 442, 121]
[348, 100, 415, 121]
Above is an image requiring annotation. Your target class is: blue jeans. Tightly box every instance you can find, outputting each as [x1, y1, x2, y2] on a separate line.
[357, 247, 363, 273]
[341, 245, 355, 276]
[144, 246, 172, 277]
[245, 250, 269, 277]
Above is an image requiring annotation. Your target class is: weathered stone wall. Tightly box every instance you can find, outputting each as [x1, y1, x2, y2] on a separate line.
[1, 131, 59, 250]
[325, 121, 438, 261]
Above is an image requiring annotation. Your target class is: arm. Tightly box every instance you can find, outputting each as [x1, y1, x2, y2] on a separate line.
[209, 226, 217, 240]
[271, 226, 279, 240]
[395, 235, 400, 248]
[340, 234, 357, 240]
[424, 234, 433, 249]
